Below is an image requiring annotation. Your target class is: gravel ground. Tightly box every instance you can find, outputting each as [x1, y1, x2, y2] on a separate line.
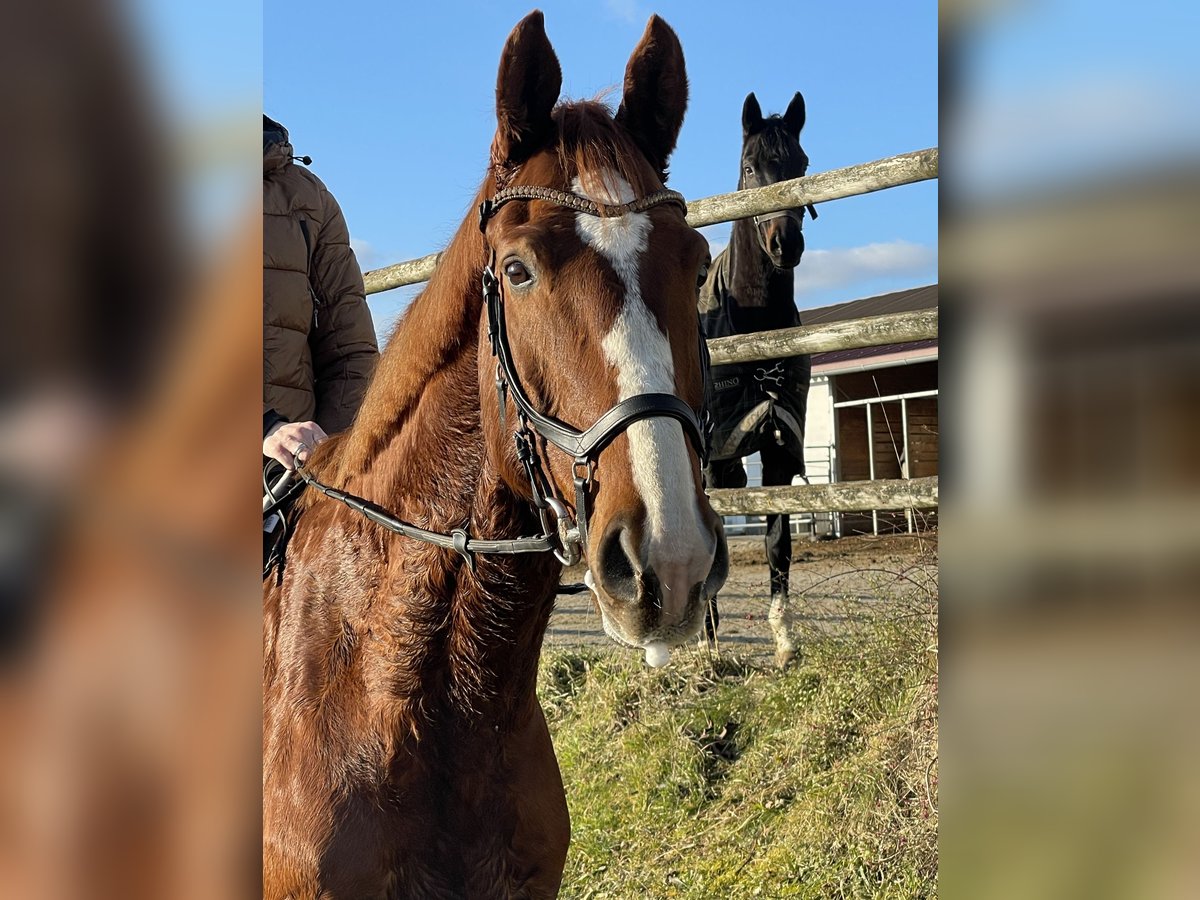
[547, 531, 938, 664]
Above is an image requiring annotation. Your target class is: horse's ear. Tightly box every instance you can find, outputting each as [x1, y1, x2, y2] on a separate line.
[492, 11, 562, 170]
[615, 15, 688, 180]
[783, 92, 806, 138]
[742, 93, 763, 137]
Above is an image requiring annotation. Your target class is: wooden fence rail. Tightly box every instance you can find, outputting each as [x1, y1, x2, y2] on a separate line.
[362, 147, 939, 295]
[707, 476, 939, 516]
[685, 147, 938, 229]
[708, 309, 937, 366]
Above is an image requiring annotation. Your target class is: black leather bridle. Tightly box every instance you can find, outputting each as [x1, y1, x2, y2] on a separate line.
[478, 183, 710, 563]
[281, 183, 710, 574]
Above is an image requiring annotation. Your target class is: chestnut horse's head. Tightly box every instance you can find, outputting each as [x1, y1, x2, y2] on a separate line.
[740, 92, 810, 269]
[479, 12, 727, 654]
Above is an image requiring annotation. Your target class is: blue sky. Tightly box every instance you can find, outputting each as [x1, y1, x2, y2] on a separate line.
[951, 0, 1200, 203]
[264, 1, 938, 339]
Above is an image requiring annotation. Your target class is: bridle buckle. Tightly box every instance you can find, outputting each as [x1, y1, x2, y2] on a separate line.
[572, 458, 595, 487]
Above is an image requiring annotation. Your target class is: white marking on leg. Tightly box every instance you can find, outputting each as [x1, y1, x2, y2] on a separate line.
[768, 590, 796, 667]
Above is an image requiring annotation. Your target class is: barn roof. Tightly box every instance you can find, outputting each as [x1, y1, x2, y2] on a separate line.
[800, 283, 938, 371]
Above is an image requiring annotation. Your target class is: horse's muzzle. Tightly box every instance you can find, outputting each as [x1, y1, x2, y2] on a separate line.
[760, 214, 805, 270]
[589, 514, 729, 649]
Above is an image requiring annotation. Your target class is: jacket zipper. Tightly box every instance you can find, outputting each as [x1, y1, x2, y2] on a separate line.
[298, 218, 319, 330]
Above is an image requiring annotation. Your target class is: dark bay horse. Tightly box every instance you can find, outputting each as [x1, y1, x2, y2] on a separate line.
[699, 92, 813, 667]
[263, 12, 727, 899]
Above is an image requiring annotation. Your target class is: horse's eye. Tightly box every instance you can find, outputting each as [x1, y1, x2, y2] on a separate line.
[696, 264, 710, 288]
[503, 259, 531, 286]
[743, 165, 754, 176]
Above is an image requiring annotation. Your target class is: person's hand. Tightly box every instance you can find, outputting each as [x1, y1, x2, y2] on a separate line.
[263, 420, 328, 470]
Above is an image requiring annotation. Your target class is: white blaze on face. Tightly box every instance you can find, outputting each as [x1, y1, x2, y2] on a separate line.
[572, 170, 715, 613]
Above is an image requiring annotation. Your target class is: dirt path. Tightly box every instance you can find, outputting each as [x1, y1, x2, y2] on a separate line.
[547, 532, 937, 664]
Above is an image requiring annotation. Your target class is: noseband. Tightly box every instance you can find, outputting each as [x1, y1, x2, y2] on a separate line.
[751, 202, 819, 229]
[282, 184, 711, 574]
[478, 184, 709, 563]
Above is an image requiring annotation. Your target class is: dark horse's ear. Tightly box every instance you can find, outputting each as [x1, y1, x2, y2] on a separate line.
[615, 15, 688, 181]
[742, 93, 763, 138]
[783, 92, 806, 138]
[492, 11, 562, 171]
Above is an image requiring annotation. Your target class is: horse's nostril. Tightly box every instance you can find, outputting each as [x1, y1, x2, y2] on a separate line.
[596, 520, 638, 600]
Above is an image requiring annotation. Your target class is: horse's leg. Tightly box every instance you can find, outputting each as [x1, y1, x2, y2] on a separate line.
[702, 458, 746, 643]
[761, 444, 801, 667]
[506, 704, 570, 898]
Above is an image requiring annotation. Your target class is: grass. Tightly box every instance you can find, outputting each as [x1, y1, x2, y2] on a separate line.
[537, 556, 938, 899]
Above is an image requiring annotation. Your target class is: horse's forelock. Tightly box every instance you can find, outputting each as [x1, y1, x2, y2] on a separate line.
[748, 117, 807, 166]
[550, 101, 661, 197]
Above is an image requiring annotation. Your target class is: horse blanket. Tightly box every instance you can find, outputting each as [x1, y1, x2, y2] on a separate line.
[698, 249, 811, 465]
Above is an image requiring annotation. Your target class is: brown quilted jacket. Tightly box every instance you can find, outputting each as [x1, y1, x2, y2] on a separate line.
[263, 117, 378, 435]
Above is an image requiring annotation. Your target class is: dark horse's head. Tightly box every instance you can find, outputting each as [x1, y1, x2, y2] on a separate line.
[739, 92, 809, 269]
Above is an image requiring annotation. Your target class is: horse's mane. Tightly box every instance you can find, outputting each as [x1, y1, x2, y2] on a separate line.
[312, 191, 488, 484]
[311, 99, 656, 486]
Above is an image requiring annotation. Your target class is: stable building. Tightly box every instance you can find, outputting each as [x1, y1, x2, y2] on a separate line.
[801, 283, 938, 535]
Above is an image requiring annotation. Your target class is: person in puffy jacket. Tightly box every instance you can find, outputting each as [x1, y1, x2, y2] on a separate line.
[262, 114, 378, 469]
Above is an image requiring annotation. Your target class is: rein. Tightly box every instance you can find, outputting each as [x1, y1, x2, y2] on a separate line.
[278, 183, 709, 574]
[293, 462, 559, 571]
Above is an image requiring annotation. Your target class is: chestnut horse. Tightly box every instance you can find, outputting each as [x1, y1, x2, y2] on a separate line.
[263, 12, 728, 899]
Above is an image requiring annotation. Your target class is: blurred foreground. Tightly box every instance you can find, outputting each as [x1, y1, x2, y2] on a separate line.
[0, 1, 260, 897]
[943, 1, 1200, 897]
